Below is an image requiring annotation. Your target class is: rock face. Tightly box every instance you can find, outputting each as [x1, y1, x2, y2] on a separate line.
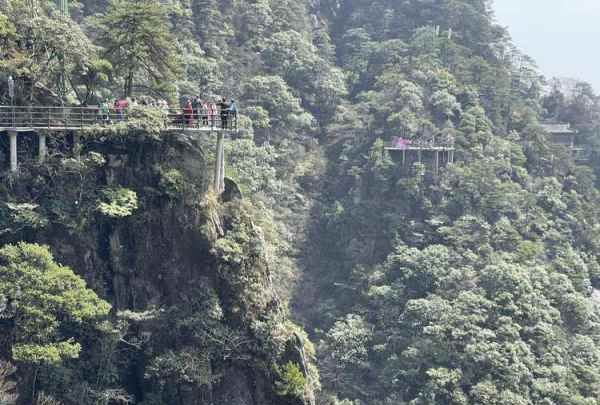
[45, 131, 210, 310]
[0, 131, 317, 405]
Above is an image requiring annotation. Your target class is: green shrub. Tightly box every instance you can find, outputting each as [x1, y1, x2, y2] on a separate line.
[97, 187, 138, 218]
[276, 362, 306, 398]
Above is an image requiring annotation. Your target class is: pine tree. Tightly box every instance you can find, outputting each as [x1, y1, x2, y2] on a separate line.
[93, 0, 183, 97]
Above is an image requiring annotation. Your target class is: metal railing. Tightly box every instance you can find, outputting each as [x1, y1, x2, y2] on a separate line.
[0, 106, 238, 131]
[386, 133, 455, 150]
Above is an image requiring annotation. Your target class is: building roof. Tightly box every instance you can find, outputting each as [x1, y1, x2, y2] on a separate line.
[540, 122, 577, 135]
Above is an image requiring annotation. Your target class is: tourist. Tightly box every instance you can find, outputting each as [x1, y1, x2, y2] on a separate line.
[218, 97, 230, 129]
[192, 96, 200, 121]
[114, 99, 126, 120]
[208, 100, 217, 127]
[99, 100, 111, 123]
[201, 99, 209, 126]
[228, 99, 238, 129]
[184, 99, 194, 126]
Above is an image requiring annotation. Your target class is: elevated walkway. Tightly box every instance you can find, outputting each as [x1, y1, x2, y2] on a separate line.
[0, 105, 238, 194]
[540, 121, 587, 162]
[385, 134, 455, 175]
[0, 105, 237, 132]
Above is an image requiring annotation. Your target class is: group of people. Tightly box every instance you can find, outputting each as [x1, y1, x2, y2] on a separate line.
[183, 96, 237, 129]
[97, 96, 237, 129]
[98, 97, 171, 122]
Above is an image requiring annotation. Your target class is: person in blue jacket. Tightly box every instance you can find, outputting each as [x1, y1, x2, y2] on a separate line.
[229, 99, 238, 128]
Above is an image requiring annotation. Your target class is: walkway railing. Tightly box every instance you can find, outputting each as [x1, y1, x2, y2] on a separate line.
[385, 134, 455, 150]
[0, 106, 238, 131]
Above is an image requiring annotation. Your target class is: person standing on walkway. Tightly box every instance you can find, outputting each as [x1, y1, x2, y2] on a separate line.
[184, 99, 194, 126]
[99, 100, 111, 123]
[228, 99, 238, 129]
[218, 97, 230, 129]
[115, 99, 126, 121]
[208, 99, 217, 127]
[201, 99, 209, 126]
[192, 96, 200, 122]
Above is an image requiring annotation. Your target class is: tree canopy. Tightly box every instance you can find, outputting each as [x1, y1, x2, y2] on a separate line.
[0, 243, 110, 364]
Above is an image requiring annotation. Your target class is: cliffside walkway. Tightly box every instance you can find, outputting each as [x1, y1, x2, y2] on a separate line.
[0, 105, 237, 194]
[0, 105, 238, 132]
[385, 135, 455, 176]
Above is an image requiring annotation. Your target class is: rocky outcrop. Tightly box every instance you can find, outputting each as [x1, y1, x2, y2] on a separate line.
[0, 130, 318, 405]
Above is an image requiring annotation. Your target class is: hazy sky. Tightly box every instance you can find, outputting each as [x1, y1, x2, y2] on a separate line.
[493, 0, 600, 90]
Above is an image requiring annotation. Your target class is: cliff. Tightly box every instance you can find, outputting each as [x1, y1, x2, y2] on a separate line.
[0, 129, 317, 405]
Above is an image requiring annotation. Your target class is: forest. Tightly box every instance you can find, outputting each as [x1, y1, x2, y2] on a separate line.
[1, 0, 600, 404]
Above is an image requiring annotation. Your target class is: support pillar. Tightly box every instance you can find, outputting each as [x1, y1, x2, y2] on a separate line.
[38, 133, 47, 163]
[213, 132, 225, 194]
[8, 130, 17, 173]
[220, 142, 225, 192]
[435, 150, 440, 176]
[402, 149, 406, 167]
[73, 132, 81, 159]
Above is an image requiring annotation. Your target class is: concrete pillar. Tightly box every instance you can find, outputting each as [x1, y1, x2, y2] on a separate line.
[38, 133, 47, 163]
[213, 132, 225, 194]
[435, 150, 439, 176]
[220, 141, 225, 192]
[8, 130, 17, 172]
[73, 132, 81, 159]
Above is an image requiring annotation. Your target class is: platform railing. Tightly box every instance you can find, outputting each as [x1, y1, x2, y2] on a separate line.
[386, 134, 456, 150]
[0, 106, 238, 131]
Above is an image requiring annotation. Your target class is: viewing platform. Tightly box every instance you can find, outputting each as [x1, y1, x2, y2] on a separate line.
[540, 121, 587, 162]
[0, 105, 238, 132]
[0, 105, 238, 194]
[385, 134, 455, 175]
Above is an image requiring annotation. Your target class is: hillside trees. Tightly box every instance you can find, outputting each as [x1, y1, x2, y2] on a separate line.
[299, 1, 600, 404]
[0, 243, 111, 402]
[0, 0, 98, 103]
[90, 0, 183, 98]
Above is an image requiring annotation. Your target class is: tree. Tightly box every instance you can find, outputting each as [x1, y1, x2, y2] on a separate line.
[0, 243, 110, 365]
[320, 314, 372, 393]
[276, 362, 307, 399]
[68, 58, 113, 104]
[242, 75, 314, 134]
[92, 0, 183, 97]
[1, 0, 98, 103]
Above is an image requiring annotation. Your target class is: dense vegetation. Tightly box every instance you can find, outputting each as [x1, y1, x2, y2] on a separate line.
[1, 0, 600, 404]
